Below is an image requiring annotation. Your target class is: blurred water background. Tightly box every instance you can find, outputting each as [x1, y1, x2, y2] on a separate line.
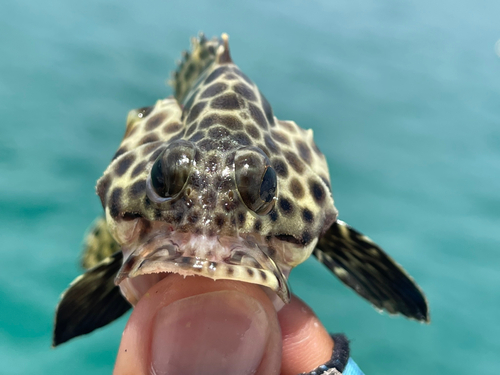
[1, 0, 499, 374]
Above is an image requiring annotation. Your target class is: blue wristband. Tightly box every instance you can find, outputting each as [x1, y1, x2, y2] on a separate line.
[343, 358, 365, 375]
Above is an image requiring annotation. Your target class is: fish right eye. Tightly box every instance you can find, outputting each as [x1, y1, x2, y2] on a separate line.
[146, 141, 196, 203]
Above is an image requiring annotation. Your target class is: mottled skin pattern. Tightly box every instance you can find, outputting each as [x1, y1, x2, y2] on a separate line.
[98, 43, 335, 251]
[53, 35, 429, 372]
[96, 34, 337, 300]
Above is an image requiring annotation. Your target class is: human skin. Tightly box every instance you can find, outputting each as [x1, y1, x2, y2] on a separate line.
[114, 274, 334, 375]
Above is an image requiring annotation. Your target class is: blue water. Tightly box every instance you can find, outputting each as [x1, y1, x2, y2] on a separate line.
[1, 0, 499, 374]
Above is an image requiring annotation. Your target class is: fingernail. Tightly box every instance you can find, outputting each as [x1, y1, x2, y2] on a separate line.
[151, 290, 269, 375]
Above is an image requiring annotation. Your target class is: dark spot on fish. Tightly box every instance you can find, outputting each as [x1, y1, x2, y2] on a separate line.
[141, 142, 159, 157]
[284, 152, 305, 173]
[208, 126, 230, 139]
[254, 220, 262, 231]
[218, 115, 243, 130]
[290, 178, 304, 199]
[302, 208, 314, 223]
[269, 210, 278, 222]
[189, 131, 205, 143]
[297, 141, 312, 164]
[279, 197, 294, 215]
[200, 82, 228, 99]
[232, 68, 254, 85]
[233, 132, 251, 146]
[199, 114, 217, 129]
[264, 135, 280, 154]
[233, 83, 257, 101]
[146, 113, 166, 131]
[260, 92, 275, 126]
[163, 122, 183, 134]
[97, 175, 111, 207]
[112, 146, 127, 161]
[204, 66, 230, 85]
[129, 180, 145, 199]
[245, 124, 260, 139]
[302, 230, 312, 245]
[185, 123, 198, 137]
[226, 267, 234, 276]
[272, 158, 288, 178]
[211, 93, 241, 110]
[215, 214, 226, 228]
[310, 180, 325, 204]
[140, 134, 159, 145]
[271, 130, 289, 145]
[246, 268, 255, 277]
[259, 270, 267, 280]
[238, 212, 246, 226]
[115, 154, 136, 177]
[109, 188, 123, 218]
[248, 103, 268, 130]
[186, 101, 207, 124]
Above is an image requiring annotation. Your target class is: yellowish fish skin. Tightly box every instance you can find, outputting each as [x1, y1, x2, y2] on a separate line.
[96, 33, 337, 303]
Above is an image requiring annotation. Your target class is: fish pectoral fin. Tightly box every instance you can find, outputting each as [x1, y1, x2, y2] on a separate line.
[314, 220, 430, 322]
[53, 251, 131, 347]
[81, 216, 120, 270]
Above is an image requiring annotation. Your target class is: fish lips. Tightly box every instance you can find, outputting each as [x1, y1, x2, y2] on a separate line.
[115, 232, 291, 309]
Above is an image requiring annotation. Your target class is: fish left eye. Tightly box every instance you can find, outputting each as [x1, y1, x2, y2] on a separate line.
[234, 151, 277, 215]
[146, 141, 196, 203]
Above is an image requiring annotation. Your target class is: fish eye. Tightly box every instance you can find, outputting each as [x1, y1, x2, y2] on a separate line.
[234, 150, 277, 215]
[146, 141, 196, 203]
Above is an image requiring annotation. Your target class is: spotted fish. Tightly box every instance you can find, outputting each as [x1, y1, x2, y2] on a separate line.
[53, 34, 429, 351]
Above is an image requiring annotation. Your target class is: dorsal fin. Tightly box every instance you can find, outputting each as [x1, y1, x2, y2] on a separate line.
[216, 33, 232, 64]
[171, 33, 222, 104]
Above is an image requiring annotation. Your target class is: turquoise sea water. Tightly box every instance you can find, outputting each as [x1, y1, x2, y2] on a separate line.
[2, 0, 499, 374]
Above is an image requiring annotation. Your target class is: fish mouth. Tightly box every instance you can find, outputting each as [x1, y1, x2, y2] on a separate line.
[115, 230, 291, 309]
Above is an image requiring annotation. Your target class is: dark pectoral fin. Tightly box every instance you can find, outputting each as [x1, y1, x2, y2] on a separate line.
[53, 251, 131, 346]
[314, 220, 429, 322]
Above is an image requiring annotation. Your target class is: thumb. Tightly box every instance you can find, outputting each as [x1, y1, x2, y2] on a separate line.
[114, 274, 282, 375]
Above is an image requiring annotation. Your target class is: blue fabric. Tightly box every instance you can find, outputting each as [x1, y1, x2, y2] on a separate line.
[342, 358, 365, 375]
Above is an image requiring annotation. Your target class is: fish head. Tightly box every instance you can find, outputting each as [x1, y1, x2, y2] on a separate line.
[96, 35, 338, 308]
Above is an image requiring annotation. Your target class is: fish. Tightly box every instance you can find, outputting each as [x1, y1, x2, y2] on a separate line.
[53, 33, 429, 349]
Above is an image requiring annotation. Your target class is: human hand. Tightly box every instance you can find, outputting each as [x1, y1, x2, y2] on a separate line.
[114, 274, 334, 375]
